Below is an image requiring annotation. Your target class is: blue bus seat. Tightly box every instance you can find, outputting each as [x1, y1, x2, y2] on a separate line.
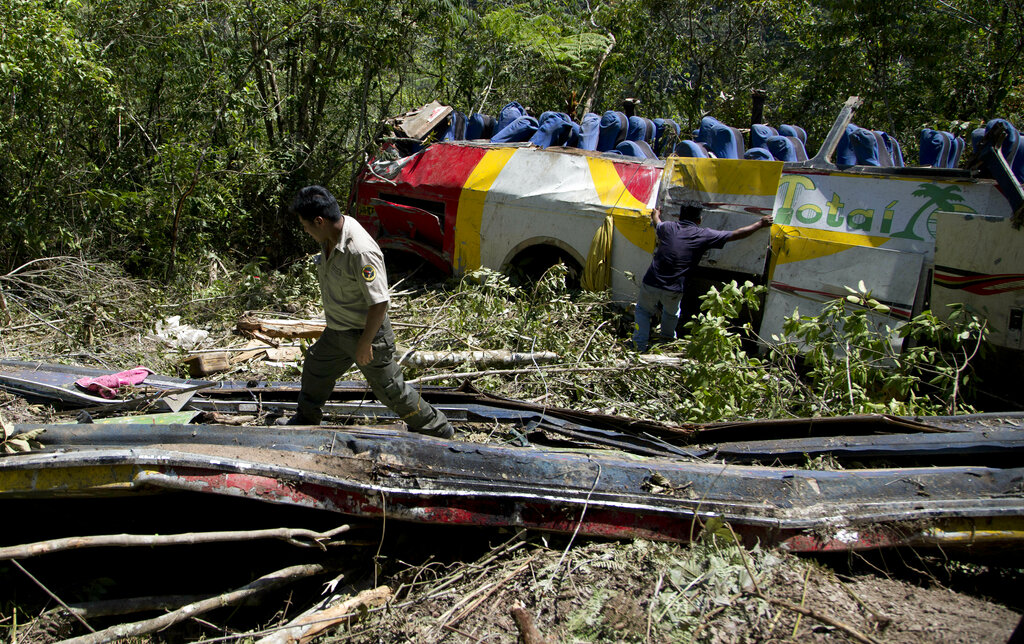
[920, 129, 951, 167]
[779, 124, 807, 144]
[491, 115, 539, 143]
[442, 111, 467, 141]
[696, 116, 745, 159]
[496, 102, 528, 134]
[615, 140, 657, 159]
[751, 124, 777, 150]
[578, 112, 601, 150]
[673, 140, 713, 158]
[597, 111, 628, 151]
[465, 113, 496, 140]
[529, 112, 574, 148]
[948, 136, 965, 168]
[767, 135, 807, 162]
[626, 116, 655, 143]
[744, 147, 774, 161]
[836, 123, 861, 165]
[881, 132, 904, 167]
[985, 119, 1023, 181]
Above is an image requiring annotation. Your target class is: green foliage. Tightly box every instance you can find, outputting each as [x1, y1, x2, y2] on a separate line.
[628, 279, 987, 422]
[399, 273, 987, 425]
[772, 281, 987, 416]
[673, 281, 794, 420]
[3, 0, 1023, 277]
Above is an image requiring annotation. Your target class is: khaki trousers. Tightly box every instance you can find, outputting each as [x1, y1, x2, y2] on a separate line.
[296, 318, 449, 432]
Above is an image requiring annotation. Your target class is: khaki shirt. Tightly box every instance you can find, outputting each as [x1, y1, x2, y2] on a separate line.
[317, 216, 390, 331]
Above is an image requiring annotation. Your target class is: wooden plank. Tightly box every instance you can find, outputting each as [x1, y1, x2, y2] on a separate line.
[183, 353, 231, 377]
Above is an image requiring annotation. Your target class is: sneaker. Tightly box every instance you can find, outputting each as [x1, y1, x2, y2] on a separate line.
[413, 422, 455, 439]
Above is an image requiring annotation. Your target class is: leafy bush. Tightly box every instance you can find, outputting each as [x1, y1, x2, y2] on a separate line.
[770, 281, 987, 416]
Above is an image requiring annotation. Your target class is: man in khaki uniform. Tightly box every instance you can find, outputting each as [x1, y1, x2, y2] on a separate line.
[280, 185, 454, 438]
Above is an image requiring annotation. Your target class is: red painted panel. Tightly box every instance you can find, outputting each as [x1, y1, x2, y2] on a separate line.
[356, 144, 490, 259]
[398, 145, 489, 190]
[613, 162, 662, 204]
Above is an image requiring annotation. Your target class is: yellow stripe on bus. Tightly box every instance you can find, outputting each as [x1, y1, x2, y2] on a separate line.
[668, 158, 783, 196]
[587, 157, 656, 252]
[772, 225, 891, 265]
[454, 148, 518, 273]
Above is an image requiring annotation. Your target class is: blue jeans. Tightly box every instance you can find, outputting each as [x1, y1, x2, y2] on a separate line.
[632, 281, 682, 351]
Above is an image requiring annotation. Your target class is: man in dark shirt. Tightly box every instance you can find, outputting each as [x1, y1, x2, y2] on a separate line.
[632, 202, 773, 351]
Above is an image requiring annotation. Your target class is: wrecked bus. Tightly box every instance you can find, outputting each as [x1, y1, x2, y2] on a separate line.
[353, 97, 1024, 365]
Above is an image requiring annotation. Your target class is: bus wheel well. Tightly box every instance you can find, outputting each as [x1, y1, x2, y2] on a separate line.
[504, 244, 583, 288]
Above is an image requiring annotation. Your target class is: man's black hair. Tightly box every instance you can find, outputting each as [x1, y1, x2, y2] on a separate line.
[290, 185, 342, 222]
[679, 204, 703, 223]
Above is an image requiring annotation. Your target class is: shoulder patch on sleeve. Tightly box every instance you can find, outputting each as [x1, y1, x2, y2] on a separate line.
[361, 265, 376, 282]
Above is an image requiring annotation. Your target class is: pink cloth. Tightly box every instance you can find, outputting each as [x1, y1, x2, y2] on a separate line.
[75, 367, 154, 399]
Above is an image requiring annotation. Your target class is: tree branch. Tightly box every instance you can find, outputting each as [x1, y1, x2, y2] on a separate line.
[58, 564, 330, 644]
[0, 526, 350, 561]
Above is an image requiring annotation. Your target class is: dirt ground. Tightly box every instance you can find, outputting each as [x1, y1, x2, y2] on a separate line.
[335, 531, 1022, 644]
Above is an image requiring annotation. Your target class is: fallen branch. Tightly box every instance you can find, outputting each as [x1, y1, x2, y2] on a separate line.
[38, 595, 205, 621]
[0, 526, 350, 561]
[236, 316, 325, 339]
[761, 595, 882, 644]
[399, 349, 559, 369]
[13, 560, 94, 633]
[57, 564, 329, 644]
[254, 585, 391, 644]
[510, 605, 548, 644]
[200, 412, 258, 425]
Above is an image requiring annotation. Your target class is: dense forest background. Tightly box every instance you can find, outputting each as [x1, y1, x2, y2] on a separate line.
[2, 0, 1022, 279]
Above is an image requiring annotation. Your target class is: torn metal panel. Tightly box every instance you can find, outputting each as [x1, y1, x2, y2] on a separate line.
[711, 426, 1024, 465]
[2, 424, 1024, 552]
[188, 399, 471, 422]
[386, 101, 452, 139]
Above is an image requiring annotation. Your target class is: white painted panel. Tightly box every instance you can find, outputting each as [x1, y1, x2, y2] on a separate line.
[699, 210, 772, 276]
[759, 287, 908, 357]
[932, 213, 1024, 350]
[773, 172, 1014, 258]
[771, 241, 924, 313]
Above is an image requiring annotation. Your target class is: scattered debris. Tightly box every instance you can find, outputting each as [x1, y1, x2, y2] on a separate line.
[254, 585, 391, 644]
[148, 316, 209, 351]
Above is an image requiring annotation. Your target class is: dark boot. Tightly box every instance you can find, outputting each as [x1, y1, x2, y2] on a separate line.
[412, 421, 455, 439]
[275, 412, 317, 426]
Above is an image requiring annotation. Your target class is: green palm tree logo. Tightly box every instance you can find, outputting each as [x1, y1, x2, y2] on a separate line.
[891, 184, 965, 240]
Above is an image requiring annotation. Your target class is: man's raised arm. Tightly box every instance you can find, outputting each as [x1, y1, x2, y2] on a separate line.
[729, 214, 773, 241]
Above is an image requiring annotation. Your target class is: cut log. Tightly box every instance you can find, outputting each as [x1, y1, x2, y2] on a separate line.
[266, 346, 302, 361]
[237, 316, 325, 339]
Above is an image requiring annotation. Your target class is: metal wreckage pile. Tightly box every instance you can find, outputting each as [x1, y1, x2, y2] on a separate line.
[2, 358, 1023, 554]
[3, 356, 1024, 641]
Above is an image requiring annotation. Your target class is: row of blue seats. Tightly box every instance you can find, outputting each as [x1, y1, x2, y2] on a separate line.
[444, 102, 1024, 180]
[673, 118, 810, 162]
[833, 119, 1024, 178]
[442, 102, 682, 159]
